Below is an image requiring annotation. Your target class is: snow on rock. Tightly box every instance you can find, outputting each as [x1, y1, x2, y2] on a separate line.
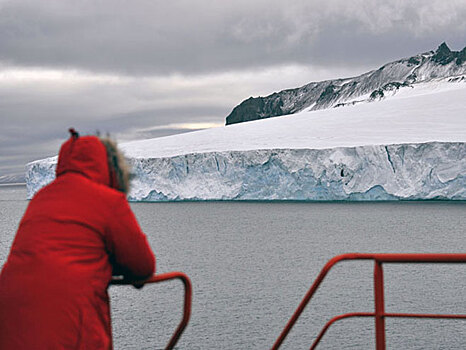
[226, 43, 466, 124]
[26, 80, 466, 201]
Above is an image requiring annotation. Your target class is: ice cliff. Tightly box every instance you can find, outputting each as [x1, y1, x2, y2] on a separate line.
[126, 142, 466, 201]
[26, 142, 465, 201]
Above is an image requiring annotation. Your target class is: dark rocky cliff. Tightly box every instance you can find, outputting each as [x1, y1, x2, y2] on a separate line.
[225, 43, 466, 125]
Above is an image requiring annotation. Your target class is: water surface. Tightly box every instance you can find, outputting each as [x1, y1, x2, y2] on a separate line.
[1, 186, 465, 349]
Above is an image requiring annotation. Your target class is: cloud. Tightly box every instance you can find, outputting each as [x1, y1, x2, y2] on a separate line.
[0, 63, 361, 129]
[114, 122, 224, 143]
[136, 122, 224, 132]
[0, 0, 465, 75]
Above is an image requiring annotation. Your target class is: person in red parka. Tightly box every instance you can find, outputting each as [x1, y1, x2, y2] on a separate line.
[0, 129, 155, 349]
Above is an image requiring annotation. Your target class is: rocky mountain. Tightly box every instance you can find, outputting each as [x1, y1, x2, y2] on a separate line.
[225, 43, 466, 125]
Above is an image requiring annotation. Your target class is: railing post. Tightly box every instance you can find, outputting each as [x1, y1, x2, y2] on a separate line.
[374, 261, 386, 350]
[110, 272, 192, 350]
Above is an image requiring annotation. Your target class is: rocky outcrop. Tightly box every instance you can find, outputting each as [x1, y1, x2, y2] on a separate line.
[225, 43, 466, 125]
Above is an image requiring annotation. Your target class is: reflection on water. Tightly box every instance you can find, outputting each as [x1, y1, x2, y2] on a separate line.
[1, 187, 465, 349]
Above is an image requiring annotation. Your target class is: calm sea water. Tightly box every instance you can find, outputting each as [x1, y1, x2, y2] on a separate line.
[1, 185, 465, 349]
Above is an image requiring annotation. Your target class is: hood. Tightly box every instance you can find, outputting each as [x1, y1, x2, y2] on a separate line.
[56, 134, 111, 187]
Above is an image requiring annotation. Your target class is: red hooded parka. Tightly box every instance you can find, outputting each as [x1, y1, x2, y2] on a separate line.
[0, 135, 155, 349]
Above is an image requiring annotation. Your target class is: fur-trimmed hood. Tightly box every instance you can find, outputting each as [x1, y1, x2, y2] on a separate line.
[56, 129, 131, 194]
[100, 137, 131, 194]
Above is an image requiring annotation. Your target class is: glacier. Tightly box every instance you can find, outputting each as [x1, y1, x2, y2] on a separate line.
[126, 142, 466, 201]
[26, 79, 466, 201]
[26, 142, 466, 201]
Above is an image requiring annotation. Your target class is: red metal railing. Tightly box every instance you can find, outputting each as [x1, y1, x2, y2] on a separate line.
[111, 271, 192, 350]
[272, 253, 466, 349]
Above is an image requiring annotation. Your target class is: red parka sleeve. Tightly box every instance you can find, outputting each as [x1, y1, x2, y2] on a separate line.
[105, 195, 155, 280]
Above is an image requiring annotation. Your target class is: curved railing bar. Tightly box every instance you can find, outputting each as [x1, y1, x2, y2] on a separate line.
[272, 253, 466, 350]
[309, 312, 466, 350]
[310, 312, 374, 350]
[272, 253, 371, 349]
[111, 271, 192, 350]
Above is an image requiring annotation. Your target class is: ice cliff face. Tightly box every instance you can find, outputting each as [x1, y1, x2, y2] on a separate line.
[226, 43, 466, 124]
[26, 142, 465, 201]
[25, 157, 57, 199]
[129, 142, 465, 201]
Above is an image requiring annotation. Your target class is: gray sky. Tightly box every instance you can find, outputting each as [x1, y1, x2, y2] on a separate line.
[1, 0, 465, 181]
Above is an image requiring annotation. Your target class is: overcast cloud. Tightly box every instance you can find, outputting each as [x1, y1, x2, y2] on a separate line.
[0, 0, 465, 180]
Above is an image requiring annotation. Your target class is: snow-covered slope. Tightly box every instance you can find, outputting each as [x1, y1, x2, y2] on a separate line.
[226, 43, 466, 124]
[26, 80, 466, 201]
